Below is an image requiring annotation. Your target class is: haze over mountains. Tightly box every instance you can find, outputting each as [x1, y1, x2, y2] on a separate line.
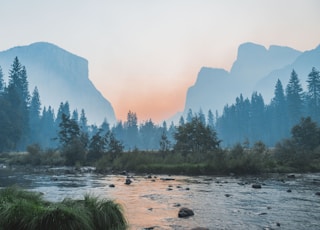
[182, 42, 320, 118]
[0, 42, 319, 126]
[0, 42, 116, 125]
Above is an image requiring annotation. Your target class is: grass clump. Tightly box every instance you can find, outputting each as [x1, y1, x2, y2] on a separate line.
[0, 187, 127, 230]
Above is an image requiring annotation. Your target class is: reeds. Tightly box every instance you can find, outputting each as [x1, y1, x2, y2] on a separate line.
[0, 187, 127, 230]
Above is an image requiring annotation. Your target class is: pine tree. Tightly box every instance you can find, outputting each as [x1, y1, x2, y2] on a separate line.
[179, 116, 185, 126]
[286, 70, 303, 128]
[87, 130, 106, 162]
[29, 87, 42, 144]
[6, 57, 30, 150]
[270, 79, 288, 143]
[72, 109, 79, 122]
[198, 109, 206, 125]
[0, 66, 4, 92]
[56, 101, 71, 128]
[125, 110, 139, 150]
[99, 119, 110, 136]
[186, 109, 193, 123]
[306, 67, 320, 123]
[40, 106, 57, 148]
[79, 109, 88, 133]
[250, 92, 265, 143]
[207, 110, 215, 129]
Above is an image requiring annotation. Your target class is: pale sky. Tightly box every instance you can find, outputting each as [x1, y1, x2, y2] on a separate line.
[0, 0, 319, 123]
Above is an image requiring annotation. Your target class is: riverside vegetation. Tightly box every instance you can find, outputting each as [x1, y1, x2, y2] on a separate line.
[2, 116, 320, 175]
[0, 187, 127, 230]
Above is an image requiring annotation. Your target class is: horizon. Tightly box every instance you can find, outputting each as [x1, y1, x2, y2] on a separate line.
[1, 1, 320, 123]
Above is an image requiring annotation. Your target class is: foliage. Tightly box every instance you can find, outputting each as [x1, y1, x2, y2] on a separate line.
[274, 117, 320, 171]
[0, 187, 127, 230]
[174, 116, 220, 154]
[58, 114, 87, 165]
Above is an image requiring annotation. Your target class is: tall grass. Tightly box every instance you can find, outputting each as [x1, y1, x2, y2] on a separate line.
[0, 187, 127, 230]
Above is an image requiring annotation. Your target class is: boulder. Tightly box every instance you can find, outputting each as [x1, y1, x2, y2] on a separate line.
[178, 207, 194, 218]
[109, 184, 115, 188]
[315, 192, 320, 196]
[125, 178, 132, 185]
[252, 184, 262, 189]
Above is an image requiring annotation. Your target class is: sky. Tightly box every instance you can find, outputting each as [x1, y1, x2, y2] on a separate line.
[0, 0, 320, 123]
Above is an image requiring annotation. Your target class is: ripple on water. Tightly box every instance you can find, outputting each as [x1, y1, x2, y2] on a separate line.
[1, 170, 320, 229]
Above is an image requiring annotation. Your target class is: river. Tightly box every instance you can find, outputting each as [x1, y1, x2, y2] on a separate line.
[0, 166, 320, 230]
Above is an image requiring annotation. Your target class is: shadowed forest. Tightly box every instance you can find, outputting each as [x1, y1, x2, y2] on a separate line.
[1, 57, 320, 174]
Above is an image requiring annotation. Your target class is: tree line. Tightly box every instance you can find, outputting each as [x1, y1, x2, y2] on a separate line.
[1, 57, 320, 153]
[1, 57, 320, 172]
[215, 68, 320, 147]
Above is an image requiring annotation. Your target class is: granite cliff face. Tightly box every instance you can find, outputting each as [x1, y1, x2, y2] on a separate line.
[0, 42, 116, 125]
[182, 42, 320, 117]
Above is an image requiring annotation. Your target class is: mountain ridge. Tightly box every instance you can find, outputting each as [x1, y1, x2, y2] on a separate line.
[0, 42, 116, 125]
[179, 42, 318, 121]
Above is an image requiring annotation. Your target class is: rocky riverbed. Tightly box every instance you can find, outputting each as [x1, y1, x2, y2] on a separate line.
[1, 167, 320, 229]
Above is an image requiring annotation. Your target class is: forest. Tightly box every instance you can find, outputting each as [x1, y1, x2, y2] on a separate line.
[0, 57, 320, 174]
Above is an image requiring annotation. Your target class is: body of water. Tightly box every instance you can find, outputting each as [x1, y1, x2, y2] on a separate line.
[1, 167, 320, 230]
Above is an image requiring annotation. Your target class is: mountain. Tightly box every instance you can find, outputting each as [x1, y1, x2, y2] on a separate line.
[256, 44, 320, 102]
[0, 42, 116, 125]
[181, 42, 320, 118]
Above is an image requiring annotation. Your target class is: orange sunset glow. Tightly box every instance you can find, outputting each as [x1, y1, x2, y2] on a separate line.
[1, 1, 320, 124]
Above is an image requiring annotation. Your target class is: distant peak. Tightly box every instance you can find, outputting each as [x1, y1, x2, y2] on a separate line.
[237, 42, 267, 56]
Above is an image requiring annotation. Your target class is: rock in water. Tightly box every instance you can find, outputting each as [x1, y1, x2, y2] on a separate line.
[125, 178, 132, 185]
[178, 207, 194, 218]
[252, 184, 262, 189]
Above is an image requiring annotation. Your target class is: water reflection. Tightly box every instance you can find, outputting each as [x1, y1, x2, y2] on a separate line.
[1, 168, 320, 229]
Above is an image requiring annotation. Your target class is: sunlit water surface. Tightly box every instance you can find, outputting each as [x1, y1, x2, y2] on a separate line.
[1, 167, 320, 230]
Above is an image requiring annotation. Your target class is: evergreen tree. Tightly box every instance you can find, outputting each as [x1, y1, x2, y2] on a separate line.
[235, 94, 250, 143]
[29, 87, 42, 144]
[179, 116, 185, 126]
[107, 132, 124, 160]
[0, 66, 4, 92]
[286, 70, 303, 128]
[159, 131, 171, 152]
[40, 106, 57, 148]
[168, 122, 176, 145]
[249, 92, 265, 143]
[87, 130, 106, 162]
[186, 109, 193, 123]
[112, 121, 125, 143]
[6, 57, 30, 150]
[99, 119, 110, 136]
[270, 79, 288, 143]
[198, 109, 206, 125]
[0, 93, 15, 151]
[79, 109, 88, 133]
[291, 117, 320, 151]
[207, 110, 215, 129]
[58, 113, 85, 165]
[71, 109, 79, 122]
[125, 110, 139, 150]
[306, 67, 320, 123]
[139, 119, 157, 150]
[56, 101, 71, 127]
